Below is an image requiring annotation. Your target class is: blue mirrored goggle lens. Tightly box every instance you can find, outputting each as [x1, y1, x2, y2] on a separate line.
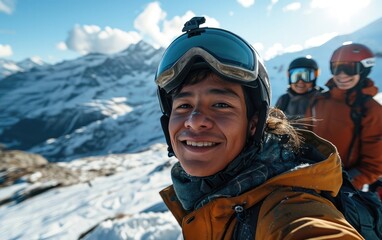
[156, 28, 257, 91]
[289, 68, 315, 83]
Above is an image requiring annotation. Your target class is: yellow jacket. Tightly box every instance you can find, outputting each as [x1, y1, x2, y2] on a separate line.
[160, 130, 363, 239]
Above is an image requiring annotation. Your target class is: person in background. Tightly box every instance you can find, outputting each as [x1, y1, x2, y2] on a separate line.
[306, 42, 382, 191]
[155, 17, 362, 239]
[275, 56, 323, 119]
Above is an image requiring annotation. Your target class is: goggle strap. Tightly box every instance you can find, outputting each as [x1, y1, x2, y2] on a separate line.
[315, 69, 319, 78]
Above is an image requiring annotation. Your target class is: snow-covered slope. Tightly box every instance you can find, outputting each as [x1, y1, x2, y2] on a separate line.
[0, 41, 165, 162]
[0, 144, 182, 240]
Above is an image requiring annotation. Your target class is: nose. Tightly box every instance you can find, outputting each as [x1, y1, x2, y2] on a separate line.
[184, 110, 213, 130]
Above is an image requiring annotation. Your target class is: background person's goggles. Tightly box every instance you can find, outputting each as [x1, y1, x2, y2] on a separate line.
[330, 62, 361, 76]
[155, 28, 259, 93]
[289, 68, 316, 83]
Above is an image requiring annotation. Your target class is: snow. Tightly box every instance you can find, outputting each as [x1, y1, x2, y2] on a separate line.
[0, 144, 182, 240]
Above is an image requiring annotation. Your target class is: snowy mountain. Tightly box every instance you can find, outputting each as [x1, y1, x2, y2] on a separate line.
[0, 16, 381, 240]
[0, 144, 182, 240]
[0, 41, 165, 162]
[0, 57, 48, 80]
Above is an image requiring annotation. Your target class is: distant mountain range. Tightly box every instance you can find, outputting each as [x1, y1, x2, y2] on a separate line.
[0, 17, 381, 162]
[0, 41, 165, 162]
[0, 57, 48, 80]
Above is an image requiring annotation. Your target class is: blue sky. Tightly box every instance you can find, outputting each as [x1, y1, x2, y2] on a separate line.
[1, 0, 382, 63]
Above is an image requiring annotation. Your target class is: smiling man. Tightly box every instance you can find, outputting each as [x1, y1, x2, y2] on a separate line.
[306, 42, 382, 191]
[155, 17, 362, 239]
[168, 72, 251, 177]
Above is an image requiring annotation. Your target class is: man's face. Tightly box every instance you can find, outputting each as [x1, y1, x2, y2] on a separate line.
[332, 72, 361, 90]
[169, 74, 251, 177]
[290, 79, 313, 94]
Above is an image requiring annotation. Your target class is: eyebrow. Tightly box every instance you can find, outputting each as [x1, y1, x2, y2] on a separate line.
[173, 87, 241, 100]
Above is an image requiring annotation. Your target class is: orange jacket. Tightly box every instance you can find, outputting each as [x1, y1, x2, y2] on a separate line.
[160, 130, 363, 239]
[306, 78, 382, 189]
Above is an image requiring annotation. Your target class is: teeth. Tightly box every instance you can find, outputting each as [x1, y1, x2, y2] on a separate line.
[186, 141, 216, 147]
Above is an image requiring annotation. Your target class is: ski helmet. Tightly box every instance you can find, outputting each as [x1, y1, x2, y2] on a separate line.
[287, 56, 319, 86]
[155, 16, 271, 156]
[330, 42, 375, 79]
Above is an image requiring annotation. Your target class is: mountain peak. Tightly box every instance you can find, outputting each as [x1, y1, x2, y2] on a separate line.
[17, 57, 49, 71]
[123, 40, 156, 53]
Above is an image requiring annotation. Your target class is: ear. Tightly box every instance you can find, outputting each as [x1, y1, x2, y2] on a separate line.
[249, 115, 258, 136]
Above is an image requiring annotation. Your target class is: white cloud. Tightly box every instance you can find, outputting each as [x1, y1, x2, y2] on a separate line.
[310, 0, 370, 9]
[310, 0, 371, 23]
[56, 42, 68, 51]
[133, 2, 167, 48]
[64, 24, 142, 55]
[264, 43, 302, 60]
[252, 42, 264, 52]
[262, 32, 338, 60]
[62, 2, 219, 55]
[304, 32, 338, 48]
[264, 43, 284, 60]
[283, 2, 301, 12]
[252, 42, 265, 58]
[284, 44, 303, 53]
[203, 16, 220, 28]
[133, 2, 219, 48]
[267, 0, 279, 13]
[0, 44, 13, 57]
[237, 0, 255, 8]
[0, 0, 15, 14]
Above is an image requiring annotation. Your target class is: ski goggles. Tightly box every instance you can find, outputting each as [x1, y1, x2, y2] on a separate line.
[155, 28, 259, 93]
[330, 62, 361, 76]
[288, 68, 317, 83]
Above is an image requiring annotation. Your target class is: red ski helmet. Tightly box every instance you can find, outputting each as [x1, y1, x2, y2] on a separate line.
[330, 42, 375, 78]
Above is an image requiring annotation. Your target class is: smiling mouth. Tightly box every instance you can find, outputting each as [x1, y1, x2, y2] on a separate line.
[336, 78, 353, 83]
[185, 141, 217, 147]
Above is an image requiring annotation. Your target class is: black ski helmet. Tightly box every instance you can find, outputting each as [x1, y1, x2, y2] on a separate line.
[288, 56, 319, 86]
[154, 16, 271, 156]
